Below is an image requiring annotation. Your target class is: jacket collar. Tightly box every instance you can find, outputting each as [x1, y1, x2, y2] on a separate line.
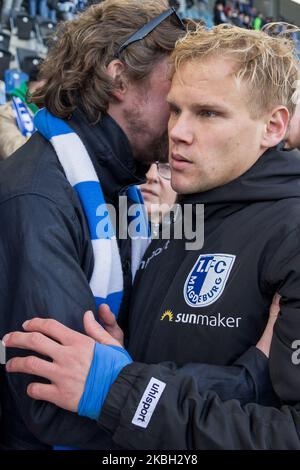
[178, 144, 300, 208]
[67, 109, 147, 202]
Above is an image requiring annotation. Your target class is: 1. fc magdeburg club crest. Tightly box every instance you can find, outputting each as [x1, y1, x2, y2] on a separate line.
[184, 254, 236, 308]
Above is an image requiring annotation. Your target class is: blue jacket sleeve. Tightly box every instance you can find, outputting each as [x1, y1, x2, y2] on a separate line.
[78, 344, 132, 420]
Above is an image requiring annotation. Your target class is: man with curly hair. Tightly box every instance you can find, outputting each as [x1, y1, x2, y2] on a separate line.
[0, 0, 189, 449]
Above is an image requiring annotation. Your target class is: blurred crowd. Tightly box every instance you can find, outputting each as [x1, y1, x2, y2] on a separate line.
[212, 0, 279, 29]
[0, 0, 89, 28]
[170, 0, 287, 30]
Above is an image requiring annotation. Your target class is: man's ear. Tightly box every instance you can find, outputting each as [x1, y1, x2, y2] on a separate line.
[261, 106, 290, 148]
[106, 59, 128, 102]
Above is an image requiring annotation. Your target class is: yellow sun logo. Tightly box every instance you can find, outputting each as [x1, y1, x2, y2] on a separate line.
[160, 310, 174, 322]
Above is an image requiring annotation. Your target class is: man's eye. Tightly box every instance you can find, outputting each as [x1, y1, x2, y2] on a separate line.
[198, 110, 217, 118]
[169, 105, 181, 116]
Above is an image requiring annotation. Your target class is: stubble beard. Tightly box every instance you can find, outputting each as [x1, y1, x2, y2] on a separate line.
[126, 108, 169, 164]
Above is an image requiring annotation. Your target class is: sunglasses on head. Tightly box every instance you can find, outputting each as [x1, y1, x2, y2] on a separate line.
[114, 7, 186, 59]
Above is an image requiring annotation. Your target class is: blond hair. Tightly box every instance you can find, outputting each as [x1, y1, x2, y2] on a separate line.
[32, 0, 190, 122]
[170, 23, 300, 119]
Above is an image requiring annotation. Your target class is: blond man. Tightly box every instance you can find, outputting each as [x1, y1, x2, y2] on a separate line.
[4, 22, 300, 449]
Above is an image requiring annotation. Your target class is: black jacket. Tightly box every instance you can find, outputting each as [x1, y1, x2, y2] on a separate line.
[0, 111, 146, 449]
[97, 145, 300, 449]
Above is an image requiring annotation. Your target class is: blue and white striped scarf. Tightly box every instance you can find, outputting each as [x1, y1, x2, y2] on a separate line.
[34, 108, 149, 319]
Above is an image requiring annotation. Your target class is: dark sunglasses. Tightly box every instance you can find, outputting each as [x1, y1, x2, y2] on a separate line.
[114, 7, 186, 59]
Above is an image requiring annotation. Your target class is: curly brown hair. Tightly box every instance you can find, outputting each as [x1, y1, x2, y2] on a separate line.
[32, 0, 189, 122]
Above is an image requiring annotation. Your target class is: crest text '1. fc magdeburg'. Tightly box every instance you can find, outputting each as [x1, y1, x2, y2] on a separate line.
[184, 254, 236, 308]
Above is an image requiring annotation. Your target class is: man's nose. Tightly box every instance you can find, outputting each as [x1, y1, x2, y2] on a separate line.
[169, 117, 193, 145]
